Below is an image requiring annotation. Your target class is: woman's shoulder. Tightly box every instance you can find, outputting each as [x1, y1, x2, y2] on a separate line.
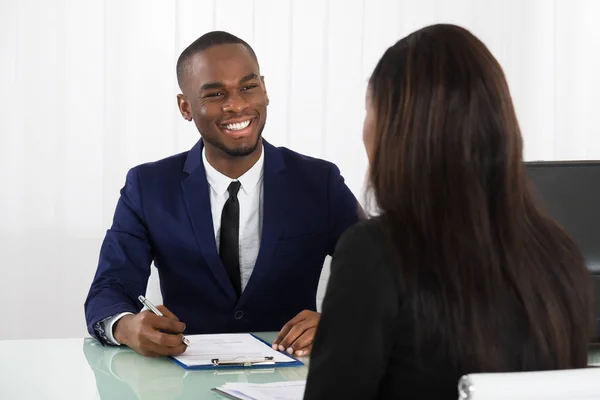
[335, 216, 387, 255]
[331, 216, 401, 298]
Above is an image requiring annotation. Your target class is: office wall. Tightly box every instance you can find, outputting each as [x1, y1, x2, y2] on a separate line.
[1, 0, 599, 340]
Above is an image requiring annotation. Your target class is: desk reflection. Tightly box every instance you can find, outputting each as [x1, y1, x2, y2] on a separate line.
[82, 338, 308, 400]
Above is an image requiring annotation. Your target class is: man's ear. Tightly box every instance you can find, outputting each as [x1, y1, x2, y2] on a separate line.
[177, 94, 193, 121]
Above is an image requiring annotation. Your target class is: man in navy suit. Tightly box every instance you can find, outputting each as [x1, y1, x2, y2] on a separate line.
[84, 31, 361, 358]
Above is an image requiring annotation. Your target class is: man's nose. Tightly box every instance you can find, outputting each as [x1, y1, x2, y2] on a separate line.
[222, 92, 249, 113]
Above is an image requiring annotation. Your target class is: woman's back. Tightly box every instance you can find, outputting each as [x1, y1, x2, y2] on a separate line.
[304, 216, 592, 399]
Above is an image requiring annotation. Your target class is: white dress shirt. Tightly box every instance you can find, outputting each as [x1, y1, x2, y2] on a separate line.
[101, 145, 265, 345]
[203, 144, 264, 291]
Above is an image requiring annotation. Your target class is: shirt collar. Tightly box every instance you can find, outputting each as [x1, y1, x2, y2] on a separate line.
[202, 144, 264, 196]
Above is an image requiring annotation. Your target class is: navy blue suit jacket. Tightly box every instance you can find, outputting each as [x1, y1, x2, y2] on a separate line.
[84, 139, 360, 342]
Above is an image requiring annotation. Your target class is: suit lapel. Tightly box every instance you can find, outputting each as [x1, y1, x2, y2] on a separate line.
[238, 140, 286, 306]
[181, 139, 237, 300]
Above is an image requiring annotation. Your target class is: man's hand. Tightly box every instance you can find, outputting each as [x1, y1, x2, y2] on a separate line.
[113, 305, 188, 357]
[272, 310, 320, 357]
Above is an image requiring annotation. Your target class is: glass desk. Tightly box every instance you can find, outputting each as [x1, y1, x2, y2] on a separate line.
[1, 333, 598, 400]
[0, 332, 308, 400]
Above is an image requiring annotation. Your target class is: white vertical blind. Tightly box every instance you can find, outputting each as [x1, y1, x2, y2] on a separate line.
[1, 0, 599, 339]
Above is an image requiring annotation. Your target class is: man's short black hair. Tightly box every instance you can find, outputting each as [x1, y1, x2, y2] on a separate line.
[176, 31, 259, 90]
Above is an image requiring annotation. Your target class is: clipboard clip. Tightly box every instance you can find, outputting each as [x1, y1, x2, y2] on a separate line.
[211, 356, 275, 367]
[213, 368, 276, 376]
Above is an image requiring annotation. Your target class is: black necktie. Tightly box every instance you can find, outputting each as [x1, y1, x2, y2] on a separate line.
[220, 181, 242, 297]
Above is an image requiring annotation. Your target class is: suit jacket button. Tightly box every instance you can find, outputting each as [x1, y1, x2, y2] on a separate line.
[234, 310, 244, 320]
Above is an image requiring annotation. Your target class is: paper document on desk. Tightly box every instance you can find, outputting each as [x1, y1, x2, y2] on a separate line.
[170, 333, 301, 369]
[212, 380, 306, 400]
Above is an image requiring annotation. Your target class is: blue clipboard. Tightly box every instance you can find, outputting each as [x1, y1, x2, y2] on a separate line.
[168, 334, 304, 370]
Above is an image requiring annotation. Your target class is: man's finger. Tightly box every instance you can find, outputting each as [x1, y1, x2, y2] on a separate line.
[272, 313, 308, 348]
[155, 305, 180, 321]
[145, 328, 186, 349]
[273, 316, 298, 350]
[153, 315, 186, 334]
[272, 323, 292, 349]
[288, 327, 316, 354]
[294, 343, 313, 357]
[152, 341, 187, 357]
[278, 320, 313, 351]
[140, 336, 187, 357]
[161, 342, 188, 357]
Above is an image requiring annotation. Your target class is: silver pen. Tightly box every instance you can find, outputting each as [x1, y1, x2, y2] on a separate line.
[138, 295, 191, 346]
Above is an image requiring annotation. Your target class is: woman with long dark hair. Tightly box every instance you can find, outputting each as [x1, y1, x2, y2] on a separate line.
[303, 24, 594, 399]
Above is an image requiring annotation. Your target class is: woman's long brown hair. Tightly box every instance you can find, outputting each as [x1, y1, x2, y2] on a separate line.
[368, 24, 594, 372]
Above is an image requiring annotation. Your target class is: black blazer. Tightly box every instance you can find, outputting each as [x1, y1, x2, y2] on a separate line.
[303, 219, 461, 399]
[303, 217, 587, 399]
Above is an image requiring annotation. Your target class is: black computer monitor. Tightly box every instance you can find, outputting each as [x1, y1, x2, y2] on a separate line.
[525, 161, 600, 342]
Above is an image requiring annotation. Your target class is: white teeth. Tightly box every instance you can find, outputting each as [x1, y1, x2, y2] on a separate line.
[224, 120, 251, 131]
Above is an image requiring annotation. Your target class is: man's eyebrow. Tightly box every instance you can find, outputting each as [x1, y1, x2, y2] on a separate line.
[239, 73, 258, 84]
[200, 81, 225, 91]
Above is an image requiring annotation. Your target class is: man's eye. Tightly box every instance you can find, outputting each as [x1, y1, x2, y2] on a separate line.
[206, 92, 224, 98]
[242, 85, 257, 91]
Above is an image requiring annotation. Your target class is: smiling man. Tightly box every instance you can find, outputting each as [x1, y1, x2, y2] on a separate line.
[84, 31, 361, 358]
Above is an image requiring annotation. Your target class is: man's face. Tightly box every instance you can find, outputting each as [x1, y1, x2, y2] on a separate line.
[177, 44, 269, 157]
